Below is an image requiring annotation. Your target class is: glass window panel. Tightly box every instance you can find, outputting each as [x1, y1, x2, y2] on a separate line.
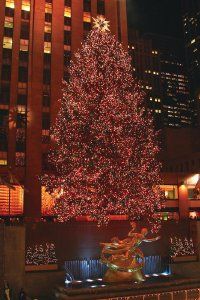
[64, 6, 71, 18]
[83, 12, 91, 23]
[6, 0, 15, 9]
[160, 185, 178, 199]
[22, 0, 30, 11]
[44, 42, 51, 53]
[4, 16, 14, 28]
[0, 185, 24, 215]
[3, 37, 12, 49]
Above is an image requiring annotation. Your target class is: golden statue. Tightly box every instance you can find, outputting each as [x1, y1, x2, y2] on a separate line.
[100, 222, 160, 283]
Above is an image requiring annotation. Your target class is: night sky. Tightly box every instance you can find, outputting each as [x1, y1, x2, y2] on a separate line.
[127, 0, 183, 38]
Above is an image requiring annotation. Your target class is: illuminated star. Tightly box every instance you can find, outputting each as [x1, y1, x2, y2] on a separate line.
[92, 16, 110, 32]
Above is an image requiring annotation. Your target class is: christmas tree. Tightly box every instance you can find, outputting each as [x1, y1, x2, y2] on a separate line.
[42, 17, 163, 232]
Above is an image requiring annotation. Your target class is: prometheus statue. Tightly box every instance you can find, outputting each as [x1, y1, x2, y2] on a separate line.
[100, 222, 160, 283]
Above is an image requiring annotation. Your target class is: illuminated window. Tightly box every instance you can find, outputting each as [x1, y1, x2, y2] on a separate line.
[0, 185, 24, 215]
[41, 187, 55, 216]
[18, 82, 27, 95]
[83, 12, 91, 23]
[22, 0, 30, 11]
[20, 39, 29, 51]
[44, 22, 51, 33]
[3, 37, 12, 49]
[64, 45, 71, 51]
[44, 42, 51, 53]
[160, 185, 178, 199]
[45, 3, 52, 14]
[4, 16, 14, 28]
[6, 0, 15, 9]
[64, 6, 71, 18]
[0, 152, 7, 166]
[156, 212, 179, 221]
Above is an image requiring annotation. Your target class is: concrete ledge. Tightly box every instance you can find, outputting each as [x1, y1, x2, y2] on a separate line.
[54, 277, 200, 300]
[170, 261, 200, 278]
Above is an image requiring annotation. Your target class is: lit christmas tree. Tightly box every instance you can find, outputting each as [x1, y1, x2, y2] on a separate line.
[41, 17, 164, 232]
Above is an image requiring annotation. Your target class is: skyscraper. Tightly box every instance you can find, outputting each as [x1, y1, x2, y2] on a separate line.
[0, 0, 127, 219]
[182, 0, 200, 99]
[129, 31, 194, 128]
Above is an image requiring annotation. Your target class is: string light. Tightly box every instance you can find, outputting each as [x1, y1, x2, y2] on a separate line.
[41, 19, 164, 233]
[170, 236, 195, 257]
[26, 242, 57, 266]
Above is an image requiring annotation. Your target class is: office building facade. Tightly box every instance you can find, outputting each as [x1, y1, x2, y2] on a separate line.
[0, 0, 128, 218]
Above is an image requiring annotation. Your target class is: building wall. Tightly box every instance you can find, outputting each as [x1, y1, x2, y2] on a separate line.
[0, 0, 128, 219]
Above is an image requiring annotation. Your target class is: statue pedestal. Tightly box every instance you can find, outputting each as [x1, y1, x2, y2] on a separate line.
[103, 269, 144, 283]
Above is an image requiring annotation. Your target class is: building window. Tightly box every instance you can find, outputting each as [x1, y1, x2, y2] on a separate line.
[83, 0, 91, 12]
[160, 185, 178, 199]
[97, 0, 105, 16]
[44, 42, 51, 54]
[45, 13, 52, 23]
[20, 21, 30, 39]
[0, 110, 8, 153]
[64, 30, 71, 45]
[0, 185, 24, 215]
[45, 3, 52, 14]
[43, 94, 50, 107]
[0, 152, 7, 166]
[17, 94, 27, 105]
[42, 113, 50, 130]
[83, 12, 91, 23]
[21, 10, 30, 20]
[1, 65, 11, 81]
[64, 6, 71, 18]
[64, 17, 71, 27]
[44, 32, 51, 42]
[20, 39, 29, 51]
[2, 49, 12, 65]
[64, 50, 71, 66]
[19, 51, 29, 67]
[0, 83, 10, 104]
[65, 0, 71, 6]
[42, 129, 50, 144]
[18, 82, 27, 97]
[83, 22, 91, 32]
[3, 37, 12, 49]
[21, 0, 30, 11]
[4, 27, 13, 38]
[188, 187, 195, 199]
[44, 22, 51, 33]
[4, 16, 14, 28]
[5, 0, 15, 9]
[43, 69, 51, 84]
[18, 66, 28, 82]
[41, 187, 55, 216]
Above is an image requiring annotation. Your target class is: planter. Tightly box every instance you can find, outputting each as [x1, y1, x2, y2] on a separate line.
[172, 255, 197, 263]
[25, 264, 58, 272]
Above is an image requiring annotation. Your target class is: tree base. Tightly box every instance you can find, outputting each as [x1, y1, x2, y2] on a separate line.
[103, 269, 145, 283]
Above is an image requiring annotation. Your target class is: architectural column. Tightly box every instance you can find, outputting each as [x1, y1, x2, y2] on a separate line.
[8, 0, 22, 168]
[0, 0, 5, 73]
[25, 0, 45, 219]
[178, 177, 189, 219]
[71, 0, 83, 54]
[51, 0, 64, 125]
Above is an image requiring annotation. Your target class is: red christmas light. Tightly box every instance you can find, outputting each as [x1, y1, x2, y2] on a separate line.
[41, 19, 164, 232]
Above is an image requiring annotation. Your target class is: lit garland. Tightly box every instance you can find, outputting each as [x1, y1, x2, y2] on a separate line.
[26, 242, 58, 266]
[170, 236, 195, 257]
[41, 18, 164, 232]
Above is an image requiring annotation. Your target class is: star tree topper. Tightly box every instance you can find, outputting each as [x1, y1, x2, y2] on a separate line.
[93, 16, 110, 32]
